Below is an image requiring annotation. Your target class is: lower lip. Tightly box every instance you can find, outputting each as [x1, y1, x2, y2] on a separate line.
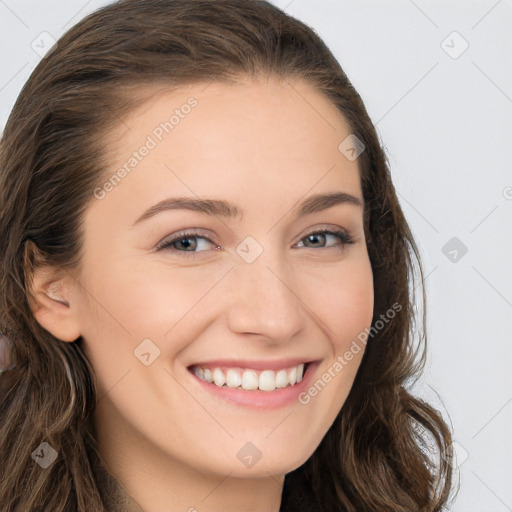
[188, 362, 319, 410]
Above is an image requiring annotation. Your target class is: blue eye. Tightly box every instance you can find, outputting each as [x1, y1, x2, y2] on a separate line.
[155, 227, 354, 257]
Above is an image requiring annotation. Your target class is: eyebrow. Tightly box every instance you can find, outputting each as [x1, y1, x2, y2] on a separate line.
[131, 191, 363, 227]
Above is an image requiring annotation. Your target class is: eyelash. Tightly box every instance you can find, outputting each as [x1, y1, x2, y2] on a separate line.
[155, 227, 354, 257]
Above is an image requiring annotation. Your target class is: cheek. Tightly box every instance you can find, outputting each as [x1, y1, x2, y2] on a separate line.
[305, 256, 374, 347]
[76, 260, 226, 379]
[79, 256, 212, 333]
[304, 257, 373, 390]
[286, 259, 374, 460]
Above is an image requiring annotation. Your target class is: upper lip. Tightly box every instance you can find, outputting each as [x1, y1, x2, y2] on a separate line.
[188, 358, 319, 371]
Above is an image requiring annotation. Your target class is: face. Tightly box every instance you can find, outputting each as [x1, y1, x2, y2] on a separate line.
[72, 77, 373, 478]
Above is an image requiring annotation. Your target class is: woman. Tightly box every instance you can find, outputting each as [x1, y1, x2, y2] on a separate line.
[0, 0, 454, 510]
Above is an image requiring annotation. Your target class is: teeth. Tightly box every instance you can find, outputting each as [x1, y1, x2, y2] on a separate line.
[192, 363, 307, 391]
[226, 368, 242, 388]
[241, 370, 259, 390]
[213, 368, 226, 387]
[193, 366, 205, 379]
[259, 370, 275, 391]
[275, 369, 288, 388]
[296, 363, 304, 383]
[288, 366, 297, 385]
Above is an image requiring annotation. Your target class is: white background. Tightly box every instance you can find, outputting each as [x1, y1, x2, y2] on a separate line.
[1, 1, 511, 510]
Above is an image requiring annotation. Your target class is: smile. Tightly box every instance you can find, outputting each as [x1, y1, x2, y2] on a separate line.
[187, 359, 319, 409]
[191, 363, 306, 391]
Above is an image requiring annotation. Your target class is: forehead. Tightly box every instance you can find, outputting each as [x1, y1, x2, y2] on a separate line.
[93, 77, 362, 222]
[105, 77, 356, 164]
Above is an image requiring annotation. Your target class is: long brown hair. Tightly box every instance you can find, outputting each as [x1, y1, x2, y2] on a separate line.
[0, 1, 454, 510]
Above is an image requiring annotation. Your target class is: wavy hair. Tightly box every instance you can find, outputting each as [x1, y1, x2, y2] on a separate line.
[0, 0, 454, 510]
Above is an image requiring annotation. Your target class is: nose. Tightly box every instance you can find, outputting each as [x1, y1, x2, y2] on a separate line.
[225, 252, 307, 344]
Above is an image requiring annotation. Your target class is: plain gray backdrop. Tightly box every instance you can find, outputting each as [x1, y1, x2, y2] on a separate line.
[1, 1, 511, 510]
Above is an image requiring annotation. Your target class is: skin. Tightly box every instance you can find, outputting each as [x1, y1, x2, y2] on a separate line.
[32, 76, 374, 512]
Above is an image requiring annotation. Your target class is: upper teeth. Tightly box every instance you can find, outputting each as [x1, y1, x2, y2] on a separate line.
[192, 363, 305, 391]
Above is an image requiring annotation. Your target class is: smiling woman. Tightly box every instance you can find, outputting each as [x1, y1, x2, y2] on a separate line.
[0, 1, 454, 511]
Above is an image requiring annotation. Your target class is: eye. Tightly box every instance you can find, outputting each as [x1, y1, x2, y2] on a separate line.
[155, 226, 354, 257]
[155, 230, 219, 256]
[295, 228, 354, 249]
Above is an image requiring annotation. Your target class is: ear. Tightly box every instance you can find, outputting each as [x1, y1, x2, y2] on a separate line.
[25, 242, 81, 343]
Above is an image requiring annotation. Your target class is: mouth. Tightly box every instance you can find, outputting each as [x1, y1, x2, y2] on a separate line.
[187, 359, 319, 409]
[189, 361, 308, 391]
